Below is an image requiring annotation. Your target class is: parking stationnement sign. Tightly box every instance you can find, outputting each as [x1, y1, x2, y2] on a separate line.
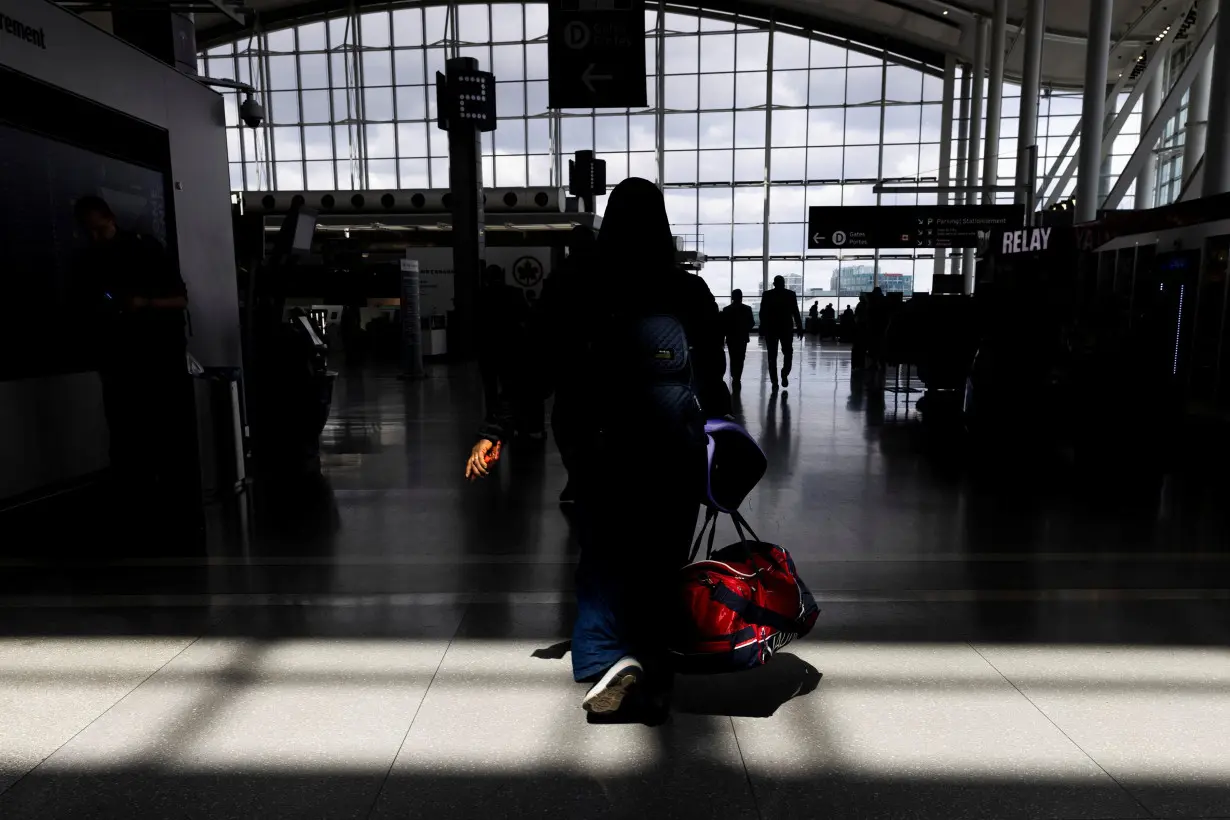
[808, 205, 1025, 250]
[548, 0, 647, 109]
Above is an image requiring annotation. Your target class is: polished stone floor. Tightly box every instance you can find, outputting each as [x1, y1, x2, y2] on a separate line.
[2, 339, 1229, 819]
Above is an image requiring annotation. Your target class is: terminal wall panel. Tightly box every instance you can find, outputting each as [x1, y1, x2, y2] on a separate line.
[0, 0, 238, 501]
[0, 375, 108, 501]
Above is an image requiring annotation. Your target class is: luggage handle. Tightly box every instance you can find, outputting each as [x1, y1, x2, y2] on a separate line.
[688, 507, 766, 565]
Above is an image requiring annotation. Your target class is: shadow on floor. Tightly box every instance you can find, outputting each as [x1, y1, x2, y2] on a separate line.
[673, 653, 822, 718]
[531, 642, 822, 719]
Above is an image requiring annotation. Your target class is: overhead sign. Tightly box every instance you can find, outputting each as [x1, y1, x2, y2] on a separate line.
[808, 205, 1024, 250]
[1000, 227, 1052, 255]
[1, 11, 47, 50]
[548, 0, 647, 109]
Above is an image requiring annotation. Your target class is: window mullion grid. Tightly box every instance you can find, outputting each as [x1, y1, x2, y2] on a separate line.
[873, 49, 888, 286]
[803, 24, 813, 293]
[760, 16, 774, 294]
[522, 4, 530, 186]
[422, 8, 433, 187]
[725, 91, 735, 292]
[296, 26, 308, 189]
[260, 33, 278, 191]
[326, 18, 340, 188]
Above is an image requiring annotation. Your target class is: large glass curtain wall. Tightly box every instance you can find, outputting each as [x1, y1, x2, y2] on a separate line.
[202, 1, 1138, 308]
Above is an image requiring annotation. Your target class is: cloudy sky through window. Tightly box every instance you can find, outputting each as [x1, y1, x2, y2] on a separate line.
[206, 2, 1142, 304]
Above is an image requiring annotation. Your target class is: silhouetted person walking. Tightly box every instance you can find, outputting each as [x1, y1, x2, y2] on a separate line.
[477, 264, 529, 418]
[466, 178, 730, 719]
[721, 288, 755, 389]
[759, 275, 804, 388]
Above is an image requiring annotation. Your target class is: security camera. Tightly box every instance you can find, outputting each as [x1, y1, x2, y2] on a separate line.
[240, 95, 265, 128]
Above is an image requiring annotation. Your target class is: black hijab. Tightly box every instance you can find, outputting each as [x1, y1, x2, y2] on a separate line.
[596, 177, 676, 274]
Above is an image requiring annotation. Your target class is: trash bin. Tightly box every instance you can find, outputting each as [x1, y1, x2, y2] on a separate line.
[193, 366, 247, 499]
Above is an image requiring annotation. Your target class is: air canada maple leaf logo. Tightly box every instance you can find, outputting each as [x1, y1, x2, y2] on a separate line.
[512, 256, 544, 287]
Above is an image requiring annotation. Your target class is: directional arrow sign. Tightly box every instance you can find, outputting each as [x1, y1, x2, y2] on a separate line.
[549, 0, 646, 109]
[808, 204, 1024, 250]
[581, 64, 614, 93]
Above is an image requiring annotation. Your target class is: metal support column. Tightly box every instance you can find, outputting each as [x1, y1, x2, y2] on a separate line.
[1185, 0, 1220, 187]
[761, 24, 775, 296]
[1015, 0, 1045, 207]
[935, 55, 956, 280]
[873, 52, 887, 289]
[111, 11, 198, 74]
[1076, 0, 1113, 221]
[953, 66, 971, 276]
[654, 1, 665, 185]
[982, 0, 1008, 205]
[1099, 91, 1117, 204]
[1138, 68, 1162, 209]
[963, 18, 988, 291]
[1044, 3, 1191, 207]
[1204, 5, 1230, 195]
[443, 57, 487, 360]
[1106, 17, 1218, 206]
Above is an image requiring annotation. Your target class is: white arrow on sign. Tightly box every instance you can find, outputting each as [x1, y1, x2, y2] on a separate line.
[812, 233, 822, 245]
[582, 64, 613, 93]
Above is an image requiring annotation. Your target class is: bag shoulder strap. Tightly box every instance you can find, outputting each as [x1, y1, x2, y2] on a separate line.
[688, 507, 720, 563]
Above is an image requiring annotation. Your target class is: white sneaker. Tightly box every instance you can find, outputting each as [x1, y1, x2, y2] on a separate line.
[582, 657, 643, 714]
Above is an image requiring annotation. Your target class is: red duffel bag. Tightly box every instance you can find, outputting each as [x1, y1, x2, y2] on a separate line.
[669, 508, 820, 674]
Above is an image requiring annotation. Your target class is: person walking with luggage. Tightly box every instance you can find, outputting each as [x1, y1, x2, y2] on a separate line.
[759, 275, 804, 388]
[465, 177, 730, 719]
[721, 289, 756, 390]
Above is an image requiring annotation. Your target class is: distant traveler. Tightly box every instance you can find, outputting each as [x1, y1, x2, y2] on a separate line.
[759, 275, 804, 388]
[476, 264, 529, 418]
[721, 288, 756, 389]
[72, 195, 191, 499]
[840, 305, 856, 343]
[466, 178, 730, 719]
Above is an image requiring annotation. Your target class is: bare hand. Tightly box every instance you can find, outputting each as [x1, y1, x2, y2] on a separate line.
[465, 439, 497, 480]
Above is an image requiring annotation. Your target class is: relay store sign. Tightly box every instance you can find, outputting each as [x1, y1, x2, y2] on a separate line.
[1, 11, 46, 50]
[1001, 227, 1053, 255]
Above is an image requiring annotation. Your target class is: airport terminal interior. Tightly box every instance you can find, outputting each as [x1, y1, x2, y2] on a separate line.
[2, 0, 1230, 818]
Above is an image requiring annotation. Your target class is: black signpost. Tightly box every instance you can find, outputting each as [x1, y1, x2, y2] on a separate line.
[568, 149, 607, 212]
[548, 0, 647, 109]
[436, 57, 497, 359]
[807, 205, 1024, 250]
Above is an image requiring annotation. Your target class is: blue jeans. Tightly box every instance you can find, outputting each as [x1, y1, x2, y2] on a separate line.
[569, 463, 702, 683]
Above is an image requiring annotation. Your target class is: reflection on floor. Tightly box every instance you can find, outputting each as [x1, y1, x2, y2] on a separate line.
[2, 339, 1229, 819]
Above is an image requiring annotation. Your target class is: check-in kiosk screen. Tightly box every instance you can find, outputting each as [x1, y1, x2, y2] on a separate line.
[0, 124, 168, 380]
